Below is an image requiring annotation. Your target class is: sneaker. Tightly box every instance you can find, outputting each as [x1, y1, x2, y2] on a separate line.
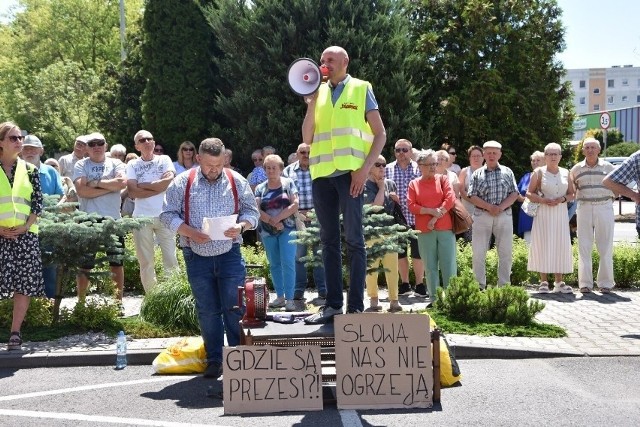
[552, 282, 573, 294]
[304, 305, 343, 324]
[538, 281, 550, 293]
[414, 284, 428, 298]
[314, 294, 327, 305]
[399, 282, 412, 296]
[346, 308, 363, 314]
[286, 299, 306, 312]
[204, 361, 223, 379]
[268, 296, 286, 308]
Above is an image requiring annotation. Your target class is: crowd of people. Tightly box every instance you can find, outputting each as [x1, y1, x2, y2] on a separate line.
[2, 45, 639, 382]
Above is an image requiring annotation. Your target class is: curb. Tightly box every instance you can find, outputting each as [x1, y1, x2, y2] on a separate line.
[451, 344, 584, 359]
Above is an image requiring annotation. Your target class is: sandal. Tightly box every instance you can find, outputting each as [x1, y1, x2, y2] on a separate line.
[599, 287, 612, 294]
[538, 281, 550, 293]
[579, 287, 592, 293]
[7, 331, 22, 351]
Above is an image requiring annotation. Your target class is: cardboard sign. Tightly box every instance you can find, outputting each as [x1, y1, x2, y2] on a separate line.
[335, 313, 433, 409]
[223, 345, 323, 414]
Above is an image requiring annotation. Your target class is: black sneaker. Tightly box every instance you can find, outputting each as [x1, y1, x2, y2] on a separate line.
[204, 361, 223, 379]
[414, 284, 428, 298]
[399, 282, 412, 296]
[304, 305, 343, 324]
[346, 308, 363, 314]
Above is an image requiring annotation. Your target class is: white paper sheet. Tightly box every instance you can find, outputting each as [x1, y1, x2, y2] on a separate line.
[201, 215, 238, 240]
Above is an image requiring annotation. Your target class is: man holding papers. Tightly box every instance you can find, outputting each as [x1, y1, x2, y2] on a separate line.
[160, 137, 259, 380]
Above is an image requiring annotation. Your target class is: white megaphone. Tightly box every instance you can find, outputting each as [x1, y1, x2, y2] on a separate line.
[287, 58, 329, 97]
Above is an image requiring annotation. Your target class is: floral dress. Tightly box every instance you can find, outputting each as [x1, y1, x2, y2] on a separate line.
[0, 160, 45, 298]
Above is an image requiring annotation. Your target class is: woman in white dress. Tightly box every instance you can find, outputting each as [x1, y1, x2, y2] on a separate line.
[527, 142, 575, 293]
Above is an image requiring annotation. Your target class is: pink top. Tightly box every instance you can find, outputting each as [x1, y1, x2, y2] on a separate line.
[407, 174, 456, 232]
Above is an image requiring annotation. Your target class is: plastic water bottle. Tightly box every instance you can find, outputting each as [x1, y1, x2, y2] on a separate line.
[115, 330, 127, 369]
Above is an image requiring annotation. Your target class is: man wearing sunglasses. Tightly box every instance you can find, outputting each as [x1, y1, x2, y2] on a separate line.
[73, 132, 127, 302]
[385, 138, 426, 297]
[302, 45, 387, 324]
[125, 130, 178, 292]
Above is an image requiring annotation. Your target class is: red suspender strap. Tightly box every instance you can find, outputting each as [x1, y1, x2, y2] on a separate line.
[224, 168, 239, 214]
[184, 168, 197, 226]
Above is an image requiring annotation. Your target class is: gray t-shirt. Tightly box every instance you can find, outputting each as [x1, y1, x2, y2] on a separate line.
[73, 158, 125, 219]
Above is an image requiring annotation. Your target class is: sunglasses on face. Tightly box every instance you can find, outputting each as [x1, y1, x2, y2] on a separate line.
[154, 148, 164, 153]
[252, 157, 263, 162]
[374, 162, 386, 168]
[182, 147, 194, 152]
[88, 140, 106, 147]
[138, 137, 154, 143]
[298, 151, 310, 155]
[7, 135, 24, 142]
[448, 151, 456, 155]
[395, 147, 410, 153]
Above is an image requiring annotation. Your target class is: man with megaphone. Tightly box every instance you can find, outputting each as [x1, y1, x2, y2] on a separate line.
[300, 46, 387, 325]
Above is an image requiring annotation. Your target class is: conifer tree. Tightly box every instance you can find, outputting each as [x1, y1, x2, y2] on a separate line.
[140, 0, 220, 154]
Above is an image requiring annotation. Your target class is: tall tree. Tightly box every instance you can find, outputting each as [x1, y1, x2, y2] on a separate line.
[0, 0, 144, 151]
[205, 0, 429, 172]
[140, 0, 219, 155]
[410, 0, 574, 177]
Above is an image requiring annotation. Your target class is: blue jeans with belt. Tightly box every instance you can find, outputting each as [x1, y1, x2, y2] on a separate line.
[312, 172, 366, 313]
[182, 244, 246, 364]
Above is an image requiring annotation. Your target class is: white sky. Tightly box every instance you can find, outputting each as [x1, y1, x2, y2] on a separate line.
[1, 0, 638, 70]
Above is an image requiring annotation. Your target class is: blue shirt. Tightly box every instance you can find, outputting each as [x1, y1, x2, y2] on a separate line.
[38, 163, 64, 197]
[160, 168, 259, 256]
[606, 150, 640, 228]
[328, 75, 378, 111]
[283, 161, 313, 210]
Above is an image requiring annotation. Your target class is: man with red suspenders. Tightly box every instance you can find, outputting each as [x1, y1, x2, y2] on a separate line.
[160, 138, 259, 379]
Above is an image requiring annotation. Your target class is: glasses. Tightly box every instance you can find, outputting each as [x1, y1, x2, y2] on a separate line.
[8, 135, 24, 142]
[298, 151, 310, 155]
[154, 148, 164, 153]
[545, 153, 560, 157]
[87, 140, 106, 147]
[252, 157, 263, 162]
[448, 151, 456, 155]
[374, 162, 386, 168]
[418, 162, 438, 167]
[138, 137, 154, 143]
[395, 147, 410, 153]
[182, 147, 194, 152]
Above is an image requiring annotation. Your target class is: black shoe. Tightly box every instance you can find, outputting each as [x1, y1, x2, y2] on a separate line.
[346, 308, 363, 314]
[399, 282, 412, 296]
[414, 284, 428, 298]
[204, 361, 223, 379]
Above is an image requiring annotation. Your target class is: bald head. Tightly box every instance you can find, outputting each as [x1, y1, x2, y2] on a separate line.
[321, 46, 349, 85]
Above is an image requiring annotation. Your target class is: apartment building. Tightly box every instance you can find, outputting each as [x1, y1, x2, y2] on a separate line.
[564, 66, 640, 143]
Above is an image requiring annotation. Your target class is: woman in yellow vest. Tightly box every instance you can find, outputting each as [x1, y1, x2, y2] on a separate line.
[0, 122, 44, 351]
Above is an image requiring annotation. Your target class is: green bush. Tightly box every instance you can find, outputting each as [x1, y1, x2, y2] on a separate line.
[435, 270, 545, 325]
[139, 272, 200, 334]
[63, 298, 121, 332]
[0, 298, 53, 329]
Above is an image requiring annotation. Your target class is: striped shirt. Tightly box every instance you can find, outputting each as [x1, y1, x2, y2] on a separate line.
[605, 151, 640, 227]
[570, 158, 615, 204]
[385, 160, 421, 226]
[468, 164, 517, 206]
[160, 168, 259, 257]
[283, 161, 314, 210]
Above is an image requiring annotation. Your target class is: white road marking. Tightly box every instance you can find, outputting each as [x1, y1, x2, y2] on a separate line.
[0, 409, 228, 426]
[339, 409, 363, 427]
[0, 377, 186, 401]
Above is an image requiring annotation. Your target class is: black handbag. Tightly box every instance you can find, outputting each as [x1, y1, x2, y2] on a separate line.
[392, 201, 408, 227]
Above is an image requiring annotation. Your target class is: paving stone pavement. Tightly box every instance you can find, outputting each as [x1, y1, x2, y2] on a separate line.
[1, 289, 639, 368]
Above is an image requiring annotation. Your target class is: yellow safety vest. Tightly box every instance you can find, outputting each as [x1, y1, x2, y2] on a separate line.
[309, 78, 374, 179]
[0, 159, 38, 233]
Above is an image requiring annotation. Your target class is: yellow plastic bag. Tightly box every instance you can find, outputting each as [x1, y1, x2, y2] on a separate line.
[152, 337, 207, 374]
[430, 317, 462, 387]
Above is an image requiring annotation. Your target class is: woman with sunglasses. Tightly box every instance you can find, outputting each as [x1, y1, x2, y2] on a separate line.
[363, 155, 402, 312]
[173, 141, 198, 174]
[0, 122, 45, 350]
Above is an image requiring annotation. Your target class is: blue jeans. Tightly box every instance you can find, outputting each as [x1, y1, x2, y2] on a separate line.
[43, 264, 57, 298]
[261, 228, 297, 299]
[312, 172, 366, 312]
[182, 244, 246, 364]
[294, 239, 326, 299]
